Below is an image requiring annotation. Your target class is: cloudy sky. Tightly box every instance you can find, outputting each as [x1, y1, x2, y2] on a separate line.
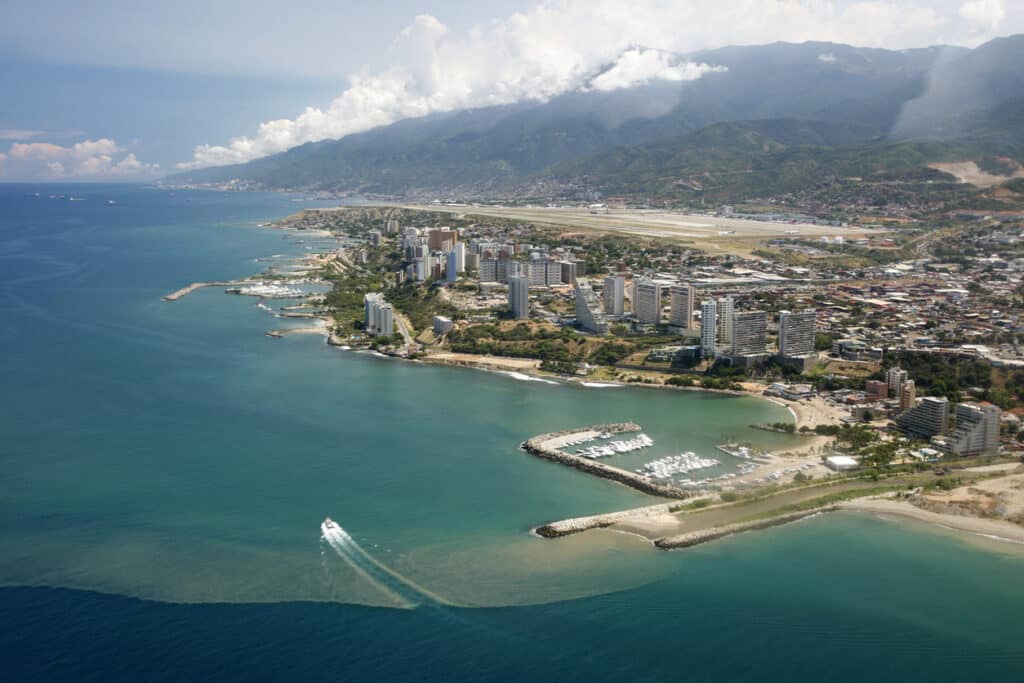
[1, 0, 1022, 180]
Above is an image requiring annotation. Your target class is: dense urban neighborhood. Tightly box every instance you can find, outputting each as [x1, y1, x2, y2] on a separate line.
[265, 202, 1024, 467]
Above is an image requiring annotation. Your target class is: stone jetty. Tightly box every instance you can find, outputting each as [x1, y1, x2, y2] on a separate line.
[163, 281, 246, 301]
[522, 423, 690, 500]
[535, 503, 678, 538]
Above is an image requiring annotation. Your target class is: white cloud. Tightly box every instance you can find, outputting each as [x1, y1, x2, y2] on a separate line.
[587, 48, 725, 92]
[178, 0, 994, 170]
[818, 53, 838, 63]
[1, 138, 159, 178]
[960, 0, 1006, 34]
[0, 129, 47, 140]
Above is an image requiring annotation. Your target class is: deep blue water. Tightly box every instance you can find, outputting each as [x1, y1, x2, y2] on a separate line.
[2, 184, 1024, 681]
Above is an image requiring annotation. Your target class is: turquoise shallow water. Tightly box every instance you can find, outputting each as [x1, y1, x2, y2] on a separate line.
[2, 184, 1024, 679]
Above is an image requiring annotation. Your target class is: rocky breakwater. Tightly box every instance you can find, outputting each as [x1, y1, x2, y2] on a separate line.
[535, 503, 678, 539]
[522, 422, 689, 502]
[653, 505, 839, 550]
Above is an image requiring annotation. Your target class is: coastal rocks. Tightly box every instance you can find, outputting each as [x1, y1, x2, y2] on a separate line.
[653, 506, 839, 549]
[522, 423, 690, 500]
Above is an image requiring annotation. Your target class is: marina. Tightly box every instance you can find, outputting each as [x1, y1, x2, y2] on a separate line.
[226, 282, 307, 298]
[575, 433, 654, 459]
[717, 443, 774, 463]
[636, 452, 721, 483]
[522, 423, 690, 499]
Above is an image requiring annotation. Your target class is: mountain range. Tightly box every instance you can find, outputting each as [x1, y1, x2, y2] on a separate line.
[165, 36, 1024, 201]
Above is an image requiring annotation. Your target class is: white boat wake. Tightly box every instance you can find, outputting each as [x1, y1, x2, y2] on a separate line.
[320, 517, 447, 608]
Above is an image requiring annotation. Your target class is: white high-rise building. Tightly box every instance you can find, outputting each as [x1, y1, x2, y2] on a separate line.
[730, 310, 767, 356]
[414, 255, 432, 282]
[363, 293, 394, 337]
[778, 309, 817, 358]
[669, 284, 695, 330]
[717, 296, 734, 348]
[887, 367, 909, 397]
[700, 300, 717, 358]
[603, 276, 625, 316]
[633, 279, 662, 325]
[508, 276, 530, 320]
[575, 279, 609, 333]
[936, 403, 1001, 456]
[364, 293, 383, 330]
[377, 304, 394, 337]
[453, 242, 466, 273]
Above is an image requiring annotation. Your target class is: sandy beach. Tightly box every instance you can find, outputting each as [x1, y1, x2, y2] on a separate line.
[840, 497, 1024, 544]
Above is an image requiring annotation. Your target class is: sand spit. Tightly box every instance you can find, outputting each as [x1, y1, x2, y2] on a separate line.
[654, 507, 839, 549]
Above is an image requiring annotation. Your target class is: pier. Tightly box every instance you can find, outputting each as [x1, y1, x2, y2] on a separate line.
[521, 423, 690, 500]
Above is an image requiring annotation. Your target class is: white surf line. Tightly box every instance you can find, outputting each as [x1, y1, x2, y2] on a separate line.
[501, 371, 559, 385]
[321, 519, 452, 607]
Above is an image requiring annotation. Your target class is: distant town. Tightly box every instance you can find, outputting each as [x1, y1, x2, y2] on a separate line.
[264, 203, 1023, 469]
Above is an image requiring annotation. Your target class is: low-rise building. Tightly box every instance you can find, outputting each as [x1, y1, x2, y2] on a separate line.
[433, 316, 454, 336]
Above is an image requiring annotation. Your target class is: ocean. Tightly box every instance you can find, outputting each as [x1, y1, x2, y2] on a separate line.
[1, 184, 1023, 680]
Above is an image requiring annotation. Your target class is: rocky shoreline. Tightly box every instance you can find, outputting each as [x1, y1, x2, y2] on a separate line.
[522, 423, 691, 502]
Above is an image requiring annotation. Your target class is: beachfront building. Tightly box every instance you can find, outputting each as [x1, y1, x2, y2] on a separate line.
[364, 293, 395, 337]
[717, 296, 734, 349]
[575, 278, 609, 334]
[730, 310, 767, 357]
[603, 276, 625, 316]
[701, 300, 717, 358]
[933, 403, 1001, 456]
[778, 309, 816, 358]
[508, 276, 530, 320]
[896, 396, 949, 440]
[669, 284, 695, 330]
[633, 279, 662, 325]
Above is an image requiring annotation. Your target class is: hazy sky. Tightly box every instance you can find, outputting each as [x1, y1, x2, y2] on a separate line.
[2, 0, 1022, 180]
